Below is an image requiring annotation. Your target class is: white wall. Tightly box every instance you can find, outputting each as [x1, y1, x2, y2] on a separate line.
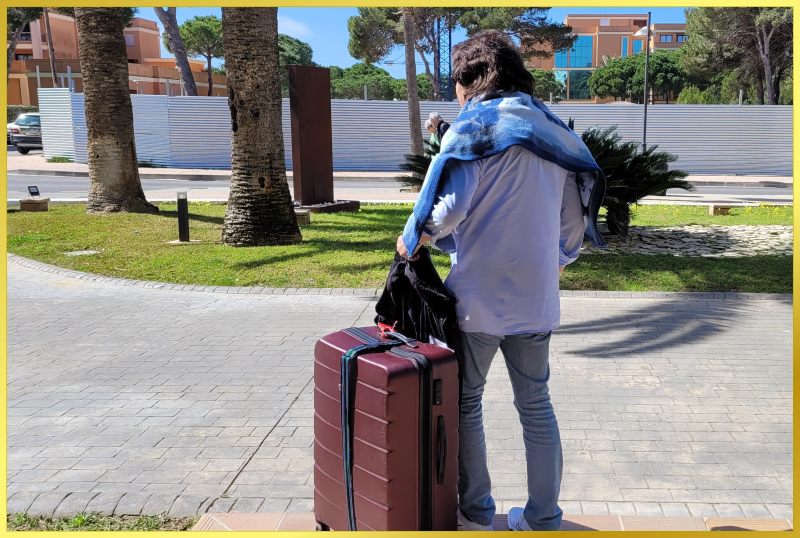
[39, 88, 793, 175]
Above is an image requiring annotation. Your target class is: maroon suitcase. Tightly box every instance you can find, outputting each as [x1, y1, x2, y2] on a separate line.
[313, 326, 459, 531]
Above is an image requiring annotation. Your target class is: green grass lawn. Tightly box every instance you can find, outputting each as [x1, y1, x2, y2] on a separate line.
[6, 203, 793, 292]
[7, 512, 197, 531]
[628, 203, 793, 226]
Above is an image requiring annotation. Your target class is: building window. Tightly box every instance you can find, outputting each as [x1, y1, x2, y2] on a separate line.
[677, 34, 688, 42]
[555, 49, 568, 68]
[15, 54, 33, 60]
[567, 70, 592, 100]
[660, 35, 674, 43]
[125, 34, 134, 46]
[633, 39, 643, 54]
[569, 35, 593, 68]
[621, 37, 628, 57]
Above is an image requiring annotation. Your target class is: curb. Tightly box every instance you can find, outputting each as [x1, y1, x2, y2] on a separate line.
[687, 180, 791, 189]
[7, 253, 792, 301]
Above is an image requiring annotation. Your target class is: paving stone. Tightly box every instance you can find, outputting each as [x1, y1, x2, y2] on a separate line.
[141, 494, 179, 516]
[7, 492, 40, 515]
[713, 504, 748, 517]
[259, 498, 292, 512]
[7, 256, 792, 521]
[231, 497, 265, 512]
[52, 492, 99, 518]
[83, 492, 125, 515]
[605, 501, 637, 516]
[633, 502, 664, 517]
[113, 492, 150, 516]
[767, 504, 793, 520]
[168, 495, 208, 517]
[286, 498, 314, 512]
[208, 497, 236, 513]
[25, 492, 70, 517]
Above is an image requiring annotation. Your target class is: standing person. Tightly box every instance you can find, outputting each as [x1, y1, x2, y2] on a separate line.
[396, 31, 606, 531]
[425, 117, 440, 147]
[426, 111, 450, 149]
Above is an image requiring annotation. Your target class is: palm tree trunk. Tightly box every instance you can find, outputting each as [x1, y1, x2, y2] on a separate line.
[44, 9, 59, 88]
[403, 8, 424, 156]
[7, 27, 22, 82]
[206, 54, 213, 96]
[221, 7, 301, 246]
[75, 8, 157, 214]
[153, 8, 198, 96]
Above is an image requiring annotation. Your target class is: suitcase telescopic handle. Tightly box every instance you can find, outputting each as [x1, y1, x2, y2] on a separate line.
[436, 415, 447, 485]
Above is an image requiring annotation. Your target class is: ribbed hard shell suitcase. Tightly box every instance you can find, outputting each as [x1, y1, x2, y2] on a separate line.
[313, 326, 459, 531]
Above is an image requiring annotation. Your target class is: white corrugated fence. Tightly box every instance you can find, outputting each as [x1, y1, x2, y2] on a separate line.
[39, 88, 792, 175]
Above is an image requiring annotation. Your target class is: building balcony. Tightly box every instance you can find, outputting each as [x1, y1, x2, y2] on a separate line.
[18, 32, 32, 42]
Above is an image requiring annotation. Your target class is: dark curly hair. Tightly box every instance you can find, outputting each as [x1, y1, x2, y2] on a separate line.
[451, 30, 533, 100]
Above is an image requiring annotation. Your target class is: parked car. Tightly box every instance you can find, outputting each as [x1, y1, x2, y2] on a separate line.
[9, 113, 42, 154]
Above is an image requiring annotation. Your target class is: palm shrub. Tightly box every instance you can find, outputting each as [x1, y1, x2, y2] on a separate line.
[398, 138, 440, 187]
[581, 126, 692, 235]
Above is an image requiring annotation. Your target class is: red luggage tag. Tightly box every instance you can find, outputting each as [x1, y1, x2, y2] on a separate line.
[377, 321, 397, 338]
[377, 321, 418, 348]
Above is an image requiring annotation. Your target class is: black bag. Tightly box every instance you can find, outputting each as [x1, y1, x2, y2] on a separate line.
[374, 247, 457, 346]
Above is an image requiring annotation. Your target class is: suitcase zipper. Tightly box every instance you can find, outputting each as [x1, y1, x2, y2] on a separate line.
[387, 346, 434, 531]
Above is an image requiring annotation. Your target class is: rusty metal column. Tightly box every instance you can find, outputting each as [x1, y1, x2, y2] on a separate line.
[287, 65, 334, 206]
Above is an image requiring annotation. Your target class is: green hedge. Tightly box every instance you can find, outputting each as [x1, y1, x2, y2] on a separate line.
[8, 105, 38, 123]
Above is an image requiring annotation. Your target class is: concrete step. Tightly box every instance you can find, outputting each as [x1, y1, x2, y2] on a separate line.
[191, 512, 793, 531]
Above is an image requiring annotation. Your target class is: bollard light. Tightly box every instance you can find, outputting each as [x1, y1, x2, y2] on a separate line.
[177, 191, 189, 242]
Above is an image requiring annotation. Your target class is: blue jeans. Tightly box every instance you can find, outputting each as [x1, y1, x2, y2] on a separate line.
[454, 330, 563, 530]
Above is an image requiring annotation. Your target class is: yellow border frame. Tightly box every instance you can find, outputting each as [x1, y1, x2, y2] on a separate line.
[2, 2, 795, 537]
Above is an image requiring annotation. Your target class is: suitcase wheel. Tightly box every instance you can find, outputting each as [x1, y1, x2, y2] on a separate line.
[315, 521, 330, 532]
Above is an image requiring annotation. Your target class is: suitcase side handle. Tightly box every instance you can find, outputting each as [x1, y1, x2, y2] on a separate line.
[436, 415, 447, 485]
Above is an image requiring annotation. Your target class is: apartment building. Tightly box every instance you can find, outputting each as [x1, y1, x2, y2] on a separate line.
[9, 12, 226, 106]
[527, 14, 687, 102]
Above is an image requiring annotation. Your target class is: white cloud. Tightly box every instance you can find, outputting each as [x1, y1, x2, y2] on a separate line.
[278, 15, 312, 39]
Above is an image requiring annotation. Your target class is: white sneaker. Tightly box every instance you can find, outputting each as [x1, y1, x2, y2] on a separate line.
[507, 507, 533, 531]
[457, 509, 494, 531]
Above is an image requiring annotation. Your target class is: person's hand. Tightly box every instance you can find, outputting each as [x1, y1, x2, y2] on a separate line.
[397, 234, 427, 260]
[559, 266, 566, 274]
[397, 235, 415, 260]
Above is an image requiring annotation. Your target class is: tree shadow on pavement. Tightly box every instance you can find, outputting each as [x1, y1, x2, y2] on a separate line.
[556, 297, 790, 358]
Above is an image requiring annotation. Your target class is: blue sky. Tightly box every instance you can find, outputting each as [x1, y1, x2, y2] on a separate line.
[142, 7, 688, 79]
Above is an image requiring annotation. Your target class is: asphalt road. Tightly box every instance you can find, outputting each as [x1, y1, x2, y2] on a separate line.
[7, 171, 793, 206]
[6, 173, 408, 200]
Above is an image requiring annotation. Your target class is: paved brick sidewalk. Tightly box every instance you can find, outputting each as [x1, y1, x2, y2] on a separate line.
[7, 256, 792, 521]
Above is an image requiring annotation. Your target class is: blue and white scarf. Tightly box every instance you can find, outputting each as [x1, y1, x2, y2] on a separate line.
[401, 91, 607, 254]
